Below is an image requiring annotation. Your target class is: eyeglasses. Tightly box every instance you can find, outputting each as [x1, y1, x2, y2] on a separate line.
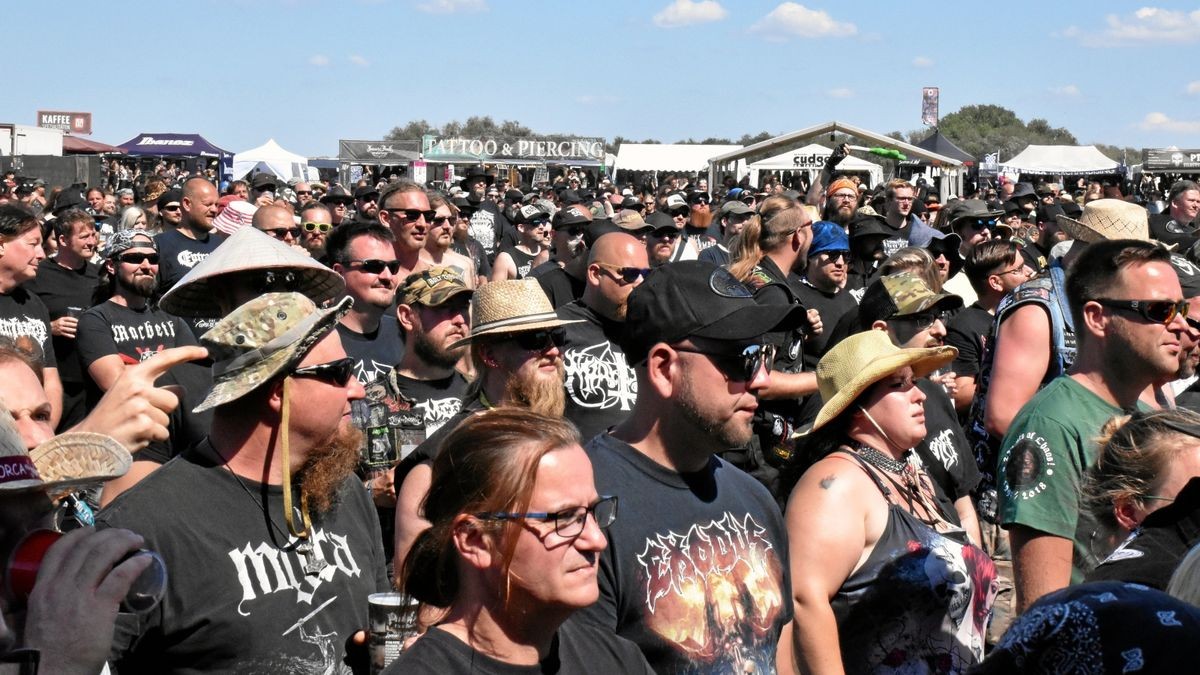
[649, 227, 680, 239]
[291, 357, 355, 386]
[476, 495, 618, 538]
[892, 196, 915, 202]
[830, 192, 857, 201]
[526, 218, 550, 228]
[816, 251, 849, 264]
[670, 210, 689, 219]
[509, 328, 567, 352]
[161, 205, 181, 212]
[690, 198, 710, 206]
[431, 216, 452, 226]
[1094, 298, 1188, 325]
[673, 342, 776, 382]
[263, 227, 302, 240]
[961, 217, 998, 230]
[1187, 317, 1200, 332]
[118, 252, 159, 265]
[596, 262, 650, 285]
[383, 208, 437, 222]
[890, 310, 952, 332]
[302, 221, 331, 233]
[295, 190, 312, 196]
[993, 265, 1031, 279]
[347, 259, 402, 275]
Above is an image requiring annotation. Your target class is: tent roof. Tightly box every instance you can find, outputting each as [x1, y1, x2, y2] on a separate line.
[233, 138, 306, 163]
[748, 143, 882, 171]
[913, 130, 974, 164]
[118, 133, 230, 157]
[999, 145, 1119, 176]
[708, 121, 963, 168]
[63, 135, 124, 154]
[615, 143, 742, 172]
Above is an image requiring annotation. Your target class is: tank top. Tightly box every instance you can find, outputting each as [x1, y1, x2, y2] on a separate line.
[499, 244, 539, 279]
[830, 450, 997, 674]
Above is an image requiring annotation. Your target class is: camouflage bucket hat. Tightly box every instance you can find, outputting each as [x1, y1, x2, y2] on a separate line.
[858, 272, 963, 325]
[399, 267, 473, 307]
[193, 292, 352, 412]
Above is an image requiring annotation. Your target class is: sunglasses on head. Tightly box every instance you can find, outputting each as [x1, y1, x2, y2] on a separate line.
[263, 227, 302, 240]
[509, 328, 567, 352]
[302, 221, 331, 233]
[384, 208, 437, 222]
[1094, 298, 1188, 325]
[673, 342, 776, 382]
[348, 258, 402, 275]
[596, 262, 650, 284]
[118, 252, 159, 265]
[291, 357, 355, 386]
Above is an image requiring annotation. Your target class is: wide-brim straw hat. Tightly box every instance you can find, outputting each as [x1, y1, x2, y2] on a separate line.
[159, 227, 345, 318]
[796, 330, 957, 436]
[1056, 198, 1150, 243]
[449, 278, 582, 349]
[0, 402, 130, 496]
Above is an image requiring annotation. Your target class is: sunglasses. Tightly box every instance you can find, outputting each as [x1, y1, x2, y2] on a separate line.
[302, 221, 331, 233]
[295, 190, 312, 196]
[650, 227, 680, 239]
[383, 208, 437, 222]
[431, 216, 452, 226]
[670, 209, 689, 219]
[348, 258, 402, 275]
[961, 217, 998, 230]
[596, 262, 650, 285]
[509, 328, 567, 352]
[1094, 298, 1188, 325]
[816, 250, 850, 264]
[161, 205, 181, 212]
[673, 342, 776, 382]
[526, 218, 551, 228]
[890, 309, 952, 333]
[118, 252, 159, 265]
[690, 198, 710, 206]
[263, 227, 302, 240]
[291, 357, 355, 386]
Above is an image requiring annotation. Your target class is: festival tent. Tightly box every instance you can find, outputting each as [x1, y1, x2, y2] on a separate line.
[62, 135, 124, 155]
[232, 139, 315, 181]
[118, 132, 230, 158]
[999, 145, 1118, 176]
[747, 143, 884, 187]
[911, 130, 974, 165]
[613, 144, 742, 183]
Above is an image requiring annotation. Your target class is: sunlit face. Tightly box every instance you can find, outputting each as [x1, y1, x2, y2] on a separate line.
[0, 227, 45, 286]
[59, 220, 98, 261]
[286, 332, 366, 447]
[0, 359, 53, 449]
[380, 190, 431, 252]
[1099, 261, 1186, 381]
[337, 236, 399, 310]
[855, 366, 927, 450]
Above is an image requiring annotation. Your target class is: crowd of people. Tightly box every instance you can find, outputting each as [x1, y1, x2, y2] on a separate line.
[2, 147, 1200, 674]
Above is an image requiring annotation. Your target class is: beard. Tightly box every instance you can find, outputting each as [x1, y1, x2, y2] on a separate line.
[690, 209, 713, 230]
[118, 273, 158, 298]
[413, 330, 464, 370]
[676, 375, 753, 448]
[298, 423, 362, 516]
[503, 359, 566, 417]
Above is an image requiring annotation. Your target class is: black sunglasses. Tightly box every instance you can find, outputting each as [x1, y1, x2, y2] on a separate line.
[509, 328, 567, 352]
[670, 209, 689, 219]
[291, 357, 355, 386]
[673, 342, 776, 382]
[118, 252, 159, 265]
[348, 259, 402, 275]
[650, 227, 680, 239]
[295, 190, 312, 196]
[263, 227, 301, 239]
[597, 263, 650, 284]
[431, 216, 452, 226]
[161, 205, 181, 212]
[384, 208, 437, 222]
[1094, 298, 1188, 325]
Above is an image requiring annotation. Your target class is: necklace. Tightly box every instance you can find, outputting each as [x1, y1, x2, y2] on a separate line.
[217, 455, 328, 577]
[851, 441, 909, 474]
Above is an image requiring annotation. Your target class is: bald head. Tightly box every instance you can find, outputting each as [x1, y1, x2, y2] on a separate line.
[252, 205, 299, 243]
[589, 232, 647, 268]
[181, 177, 218, 232]
[584, 232, 649, 322]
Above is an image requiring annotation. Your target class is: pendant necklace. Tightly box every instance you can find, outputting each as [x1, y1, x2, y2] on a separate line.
[220, 460, 328, 577]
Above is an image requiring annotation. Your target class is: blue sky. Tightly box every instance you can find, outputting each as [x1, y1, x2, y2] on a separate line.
[5, 1, 1200, 158]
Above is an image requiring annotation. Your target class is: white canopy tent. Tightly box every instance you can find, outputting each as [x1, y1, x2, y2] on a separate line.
[999, 145, 1119, 176]
[748, 143, 885, 188]
[614, 143, 743, 183]
[232, 139, 316, 182]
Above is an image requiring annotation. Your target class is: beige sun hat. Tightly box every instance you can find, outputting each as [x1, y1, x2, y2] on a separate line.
[797, 330, 957, 436]
[0, 402, 130, 497]
[449, 278, 582, 349]
[159, 227, 345, 318]
[1056, 198, 1151, 243]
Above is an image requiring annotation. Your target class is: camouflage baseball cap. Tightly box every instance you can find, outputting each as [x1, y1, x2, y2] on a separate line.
[398, 267, 473, 307]
[193, 292, 352, 412]
[857, 272, 963, 327]
[104, 229, 156, 258]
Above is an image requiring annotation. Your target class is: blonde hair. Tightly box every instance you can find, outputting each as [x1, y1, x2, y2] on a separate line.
[879, 247, 943, 292]
[727, 195, 806, 281]
[1167, 542, 1200, 605]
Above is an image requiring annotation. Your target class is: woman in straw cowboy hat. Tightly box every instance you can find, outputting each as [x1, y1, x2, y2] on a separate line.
[785, 330, 997, 674]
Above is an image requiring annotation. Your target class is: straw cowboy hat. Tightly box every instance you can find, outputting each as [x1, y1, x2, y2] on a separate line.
[0, 403, 130, 497]
[797, 330, 957, 436]
[1056, 198, 1151, 243]
[449, 278, 582, 349]
[159, 227, 345, 318]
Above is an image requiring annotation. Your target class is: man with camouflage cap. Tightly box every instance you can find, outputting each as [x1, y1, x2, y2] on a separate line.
[99, 291, 387, 674]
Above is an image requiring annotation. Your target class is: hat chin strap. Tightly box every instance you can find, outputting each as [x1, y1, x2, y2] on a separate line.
[857, 405, 912, 456]
[280, 377, 312, 539]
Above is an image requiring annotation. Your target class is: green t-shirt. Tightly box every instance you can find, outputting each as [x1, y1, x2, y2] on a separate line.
[997, 375, 1142, 583]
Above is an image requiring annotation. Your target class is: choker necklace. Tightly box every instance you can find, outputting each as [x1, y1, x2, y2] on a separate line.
[852, 441, 909, 474]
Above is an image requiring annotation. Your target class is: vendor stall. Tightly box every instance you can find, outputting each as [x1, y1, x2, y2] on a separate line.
[117, 132, 231, 181]
[999, 144, 1118, 176]
[747, 143, 883, 189]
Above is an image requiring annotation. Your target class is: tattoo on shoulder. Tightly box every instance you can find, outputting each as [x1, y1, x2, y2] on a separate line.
[819, 474, 836, 490]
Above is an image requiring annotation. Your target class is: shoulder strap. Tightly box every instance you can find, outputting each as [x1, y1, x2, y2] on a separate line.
[829, 448, 892, 499]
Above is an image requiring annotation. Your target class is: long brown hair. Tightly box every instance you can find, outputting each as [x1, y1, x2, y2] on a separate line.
[727, 195, 804, 281]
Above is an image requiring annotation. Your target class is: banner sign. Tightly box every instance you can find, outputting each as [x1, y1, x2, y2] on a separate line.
[37, 110, 92, 135]
[1143, 148, 1200, 172]
[338, 140, 420, 163]
[921, 88, 939, 127]
[421, 136, 605, 163]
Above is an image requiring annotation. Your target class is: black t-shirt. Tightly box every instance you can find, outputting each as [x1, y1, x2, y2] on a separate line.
[337, 316, 405, 385]
[557, 301, 636, 444]
[385, 622, 653, 675]
[451, 236, 492, 279]
[393, 397, 486, 491]
[1020, 242, 1051, 272]
[530, 263, 586, 309]
[98, 440, 389, 674]
[1149, 212, 1199, 248]
[496, 244, 539, 279]
[697, 243, 729, 266]
[24, 258, 101, 384]
[792, 279, 858, 371]
[914, 378, 981, 503]
[467, 201, 517, 261]
[0, 286, 56, 367]
[155, 228, 226, 337]
[945, 303, 993, 378]
[575, 433, 793, 674]
[1086, 477, 1200, 590]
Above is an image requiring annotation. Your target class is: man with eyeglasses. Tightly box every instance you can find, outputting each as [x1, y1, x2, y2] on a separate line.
[661, 193, 714, 262]
[530, 204, 592, 308]
[940, 199, 1006, 306]
[998, 240, 1185, 614]
[572, 261, 797, 673]
[793, 221, 858, 369]
[490, 204, 549, 282]
[252, 204, 304, 250]
[328, 222, 405, 385]
[881, 178, 940, 257]
[155, 189, 184, 231]
[643, 210, 682, 267]
[352, 185, 380, 225]
[821, 176, 860, 227]
[377, 180, 436, 281]
[298, 202, 333, 261]
[292, 181, 314, 208]
[99, 291, 388, 674]
[320, 185, 354, 226]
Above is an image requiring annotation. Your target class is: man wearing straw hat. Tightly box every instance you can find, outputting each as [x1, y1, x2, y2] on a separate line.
[99, 292, 388, 673]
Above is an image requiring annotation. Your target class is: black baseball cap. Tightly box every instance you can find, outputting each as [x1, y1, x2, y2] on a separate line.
[155, 189, 182, 210]
[354, 185, 380, 201]
[552, 205, 591, 229]
[849, 212, 895, 239]
[251, 173, 277, 190]
[621, 261, 806, 364]
[559, 189, 582, 206]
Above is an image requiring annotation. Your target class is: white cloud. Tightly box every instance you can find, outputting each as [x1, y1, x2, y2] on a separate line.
[415, 0, 486, 14]
[749, 3, 857, 40]
[1050, 84, 1081, 96]
[912, 56, 934, 68]
[349, 54, 370, 67]
[1139, 112, 1200, 134]
[826, 87, 854, 99]
[1187, 81, 1200, 95]
[308, 54, 330, 67]
[1065, 7, 1200, 46]
[652, 0, 727, 28]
